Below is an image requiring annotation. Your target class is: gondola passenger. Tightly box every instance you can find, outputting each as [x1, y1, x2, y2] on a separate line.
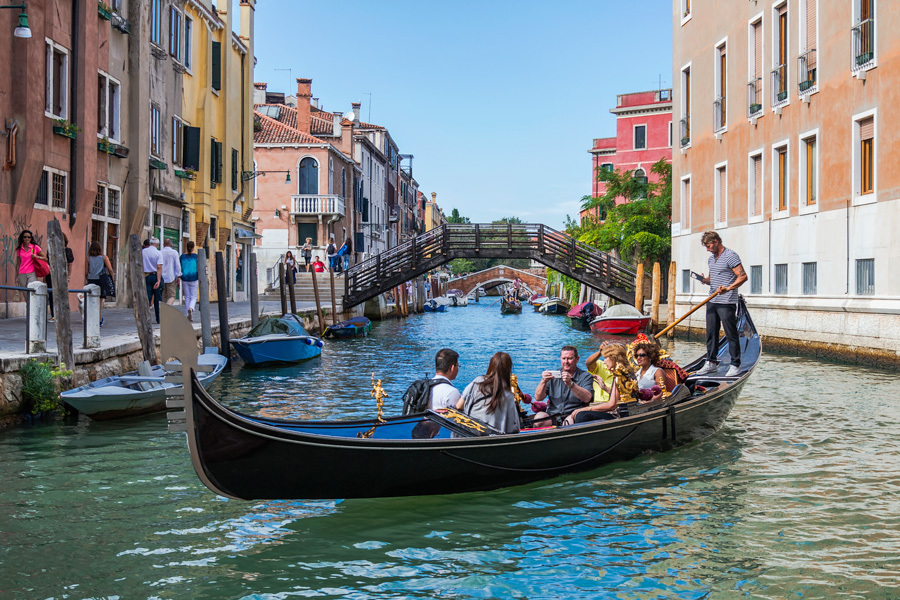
[563, 344, 638, 425]
[531, 346, 594, 426]
[633, 340, 666, 402]
[456, 352, 521, 434]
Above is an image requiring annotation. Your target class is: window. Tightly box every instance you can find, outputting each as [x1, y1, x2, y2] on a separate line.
[680, 175, 691, 231]
[172, 116, 185, 166]
[209, 216, 218, 240]
[858, 116, 874, 195]
[749, 152, 763, 219]
[210, 139, 223, 186]
[773, 3, 788, 106]
[184, 16, 193, 71]
[774, 144, 788, 212]
[211, 41, 221, 91]
[92, 184, 121, 270]
[253, 160, 258, 198]
[802, 262, 817, 295]
[97, 71, 120, 141]
[150, 0, 162, 46]
[682, 269, 691, 293]
[856, 258, 874, 295]
[169, 7, 182, 62]
[852, 0, 875, 71]
[749, 18, 763, 117]
[668, 121, 673, 147]
[328, 156, 334, 194]
[714, 41, 727, 132]
[799, 0, 818, 93]
[35, 167, 68, 211]
[681, 0, 690, 20]
[634, 125, 646, 150]
[800, 133, 817, 207]
[298, 157, 318, 194]
[231, 148, 238, 191]
[600, 163, 613, 172]
[714, 164, 727, 225]
[680, 65, 691, 147]
[150, 103, 161, 157]
[45, 39, 69, 118]
[750, 265, 763, 294]
[775, 263, 788, 294]
[341, 167, 346, 198]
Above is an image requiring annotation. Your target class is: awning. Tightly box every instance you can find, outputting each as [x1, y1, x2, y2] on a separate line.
[234, 227, 262, 240]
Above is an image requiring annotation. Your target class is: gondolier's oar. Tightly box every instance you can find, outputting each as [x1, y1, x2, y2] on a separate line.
[654, 289, 721, 339]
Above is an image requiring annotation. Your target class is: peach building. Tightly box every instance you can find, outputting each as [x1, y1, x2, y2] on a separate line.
[671, 0, 899, 361]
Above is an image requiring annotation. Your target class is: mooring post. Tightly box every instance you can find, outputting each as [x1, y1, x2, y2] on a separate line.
[278, 263, 287, 316]
[197, 249, 213, 350]
[667, 260, 677, 338]
[249, 252, 259, 327]
[651, 262, 661, 333]
[635, 263, 645, 312]
[288, 268, 297, 315]
[329, 271, 338, 325]
[47, 220, 73, 384]
[310, 267, 325, 334]
[83, 284, 101, 349]
[215, 252, 230, 361]
[26, 281, 47, 354]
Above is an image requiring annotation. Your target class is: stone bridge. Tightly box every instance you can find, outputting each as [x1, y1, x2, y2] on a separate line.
[449, 266, 546, 297]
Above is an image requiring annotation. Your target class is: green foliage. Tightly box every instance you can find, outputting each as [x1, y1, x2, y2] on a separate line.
[446, 208, 470, 224]
[449, 258, 475, 275]
[492, 216, 524, 224]
[21, 360, 73, 415]
[569, 158, 672, 265]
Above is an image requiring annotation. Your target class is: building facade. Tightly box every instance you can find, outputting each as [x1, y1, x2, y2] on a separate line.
[671, 0, 899, 361]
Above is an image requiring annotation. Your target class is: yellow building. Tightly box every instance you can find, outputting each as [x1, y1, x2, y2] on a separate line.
[425, 192, 447, 232]
[180, 0, 255, 300]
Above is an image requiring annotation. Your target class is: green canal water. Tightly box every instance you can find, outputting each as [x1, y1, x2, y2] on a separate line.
[1, 301, 899, 599]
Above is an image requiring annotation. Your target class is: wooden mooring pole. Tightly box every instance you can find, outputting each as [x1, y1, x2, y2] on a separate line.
[278, 263, 287, 316]
[667, 261, 677, 338]
[329, 271, 338, 325]
[47, 220, 73, 386]
[650, 262, 661, 333]
[215, 252, 230, 361]
[197, 249, 213, 350]
[310, 268, 325, 334]
[288, 268, 297, 315]
[249, 253, 259, 327]
[635, 263, 645, 312]
[128, 234, 157, 365]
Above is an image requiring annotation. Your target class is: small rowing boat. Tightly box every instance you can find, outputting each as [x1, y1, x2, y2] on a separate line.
[323, 316, 371, 338]
[230, 314, 324, 365]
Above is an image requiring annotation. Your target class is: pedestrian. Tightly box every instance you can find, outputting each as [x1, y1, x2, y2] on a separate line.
[142, 238, 162, 324]
[85, 241, 115, 326]
[159, 238, 182, 306]
[180, 241, 199, 321]
[341, 236, 352, 271]
[13, 230, 47, 302]
[695, 231, 748, 377]
[284, 250, 297, 284]
[46, 233, 75, 322]
[325, 235, 337, 272]
[301, 237, 313, 272]
[424, 278, 431, 300]
[312, 256, 326, 273]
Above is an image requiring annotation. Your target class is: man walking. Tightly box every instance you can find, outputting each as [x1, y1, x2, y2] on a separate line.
[159, 238, 182, 305]
[142, 238, 162, 324]
[696, 231, 747, 377]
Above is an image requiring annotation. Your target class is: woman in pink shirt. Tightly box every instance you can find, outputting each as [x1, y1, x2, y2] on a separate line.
[14, 230, 47, 298]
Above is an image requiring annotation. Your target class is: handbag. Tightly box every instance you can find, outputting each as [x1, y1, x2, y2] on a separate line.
[99, 271, 116, 298]
[33, 257, 50, 278]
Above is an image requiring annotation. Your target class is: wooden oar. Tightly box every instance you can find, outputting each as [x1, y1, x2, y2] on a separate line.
[654, 290, 721, 339]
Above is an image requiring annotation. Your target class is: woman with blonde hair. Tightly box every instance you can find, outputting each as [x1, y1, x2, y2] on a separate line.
[563, 343, 638, 425]
[456, 351, 521, 434]
[301, 237, 313, 271]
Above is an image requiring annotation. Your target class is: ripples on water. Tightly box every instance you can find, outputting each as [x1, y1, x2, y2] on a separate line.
[1, 302, 899, 599]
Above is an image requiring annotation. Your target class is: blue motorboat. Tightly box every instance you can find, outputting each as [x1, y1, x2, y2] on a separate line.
[230, 314, 324, 365]
[423, 299, 446, 312]
[324, 316, 372, 338]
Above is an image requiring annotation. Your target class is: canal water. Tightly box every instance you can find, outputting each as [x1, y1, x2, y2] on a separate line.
[2, 301, 899, 599]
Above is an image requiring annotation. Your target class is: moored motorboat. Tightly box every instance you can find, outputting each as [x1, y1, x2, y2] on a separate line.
[323, 316, 371, 338]
[589, 304, 651, 335]
[446, 289, 468, 306]
[423, 299, 447, 312]
[566, 301, 603, 330]
[500, 296, 522, 314]
[529, 292, 546, 305]
[230, 314, 324, 365]
[539, 297, 570, 314]
[166, 299, 760, 500]
[61, 350, 227, 421]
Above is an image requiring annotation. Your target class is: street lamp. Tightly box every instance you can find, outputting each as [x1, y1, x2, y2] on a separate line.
[1, 3, 31, 39]
[241, 170, 291, 184]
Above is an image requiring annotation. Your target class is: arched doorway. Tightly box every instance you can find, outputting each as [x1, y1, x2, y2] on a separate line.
[298, 157, 318, 194]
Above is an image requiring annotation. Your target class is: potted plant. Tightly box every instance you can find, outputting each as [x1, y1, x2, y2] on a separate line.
[175, 167, 197, 180]
[98, 136, 115, 154]
[98, 1, 113, 20]
[749, 103, 762, 114]
[52, 119, 81, 139]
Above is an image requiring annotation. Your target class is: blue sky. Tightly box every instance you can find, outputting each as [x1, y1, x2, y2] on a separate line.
[249, 0, 673, 229]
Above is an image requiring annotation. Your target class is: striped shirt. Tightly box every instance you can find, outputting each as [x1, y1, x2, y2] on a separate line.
[708, 247, 742, 304]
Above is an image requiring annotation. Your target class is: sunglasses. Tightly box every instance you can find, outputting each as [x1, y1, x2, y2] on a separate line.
[635, 353, 648, 357]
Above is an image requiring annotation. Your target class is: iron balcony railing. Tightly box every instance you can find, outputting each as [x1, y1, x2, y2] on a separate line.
[679, 116, 690, 147]
[713, 96, 726, 132]
[772, 63, 788, 105]
[798, 49, 817, 93]
[291, 194, 345, 216]
[748, 78, 762, 117]
[852, 18, 874, 70]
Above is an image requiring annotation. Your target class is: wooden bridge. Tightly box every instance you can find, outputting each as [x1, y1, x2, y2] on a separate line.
[342, 223, 638, 308]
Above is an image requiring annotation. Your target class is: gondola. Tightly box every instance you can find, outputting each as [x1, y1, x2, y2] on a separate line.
[165, 298, 760, 500]
[323, 316, 371, 338]
[500, 296, 522, 314]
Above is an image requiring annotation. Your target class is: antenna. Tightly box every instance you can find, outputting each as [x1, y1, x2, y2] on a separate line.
[363, 92, 372, 122]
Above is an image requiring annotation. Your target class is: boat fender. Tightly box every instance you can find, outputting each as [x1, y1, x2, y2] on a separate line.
[315, 339, 324, 348]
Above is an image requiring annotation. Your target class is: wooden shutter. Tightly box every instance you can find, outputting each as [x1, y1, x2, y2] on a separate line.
[183, 126, 200, 170]
[754, 155, 763, 216]
[778, 6, 788, 66]
[806, 0, 817, 51]
[211, 41, 221, 91]
[861, 0, 871, 21]
[216, 141, 223, 183]
[718, 167, 727, 222]
[859, 116, 874, 140]
[231, 148, 238, 190]
[754, 22, 762, 80]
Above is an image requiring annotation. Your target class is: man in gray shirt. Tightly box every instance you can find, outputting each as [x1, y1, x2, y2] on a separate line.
[533, 345, 594, 423]
[696, 231, 748, 377]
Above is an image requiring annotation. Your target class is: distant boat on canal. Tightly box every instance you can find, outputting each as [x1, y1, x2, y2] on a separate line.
[589, 304, 651, 335]
[323, 316, 372, 339]
[230, 314, 324, 365]
[423, 299, 447, 312]
[500, 296, 522, 314]
[539, 297, 570, 314]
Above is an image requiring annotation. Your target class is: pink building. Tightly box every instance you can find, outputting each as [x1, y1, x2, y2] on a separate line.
[585, 89, 674, 218]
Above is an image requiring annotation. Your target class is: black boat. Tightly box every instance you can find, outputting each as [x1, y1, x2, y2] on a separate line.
[500, 296, 522, 314]
[165, 299, 759, 500]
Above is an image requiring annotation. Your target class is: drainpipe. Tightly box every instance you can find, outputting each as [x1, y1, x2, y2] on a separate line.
[68, 0, 80, 226]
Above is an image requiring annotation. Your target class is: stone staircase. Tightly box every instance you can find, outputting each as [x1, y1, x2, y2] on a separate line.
[260, 272, 346, 309]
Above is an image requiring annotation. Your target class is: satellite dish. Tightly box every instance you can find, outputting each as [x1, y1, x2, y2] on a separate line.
[347, 111, 357, 122]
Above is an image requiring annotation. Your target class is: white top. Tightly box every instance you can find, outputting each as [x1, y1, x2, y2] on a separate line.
[428, 375, 461, 410]
[637, 364, 661, 389]
[159, 247, 182, 283]
[142, 246, 161, 274]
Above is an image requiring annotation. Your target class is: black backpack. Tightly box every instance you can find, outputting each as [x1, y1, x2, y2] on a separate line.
[401, 378, 451, 415]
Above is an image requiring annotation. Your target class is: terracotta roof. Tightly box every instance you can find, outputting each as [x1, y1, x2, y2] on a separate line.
[254, 104, 298, 130]
[254, 82, 267, 89]
[310, 114, 334, 135]
[254, 111, 326, 145]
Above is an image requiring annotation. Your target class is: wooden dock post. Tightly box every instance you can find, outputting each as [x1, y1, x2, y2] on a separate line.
[310, 268, 325, 334]
[329, 271, 338, 325]
[288, 268, 297, 315]
[197, 249, 213, 350]
[667, 260, 677, 338]
[128, 234, 157, 365]
[215, 252, 230, 361]
[249, 253, 259, 327]
[278, 263, 287, 316]
[47, 220, 73, 386]
[635, 263, 645, 312]
[650, 262, 661, 333]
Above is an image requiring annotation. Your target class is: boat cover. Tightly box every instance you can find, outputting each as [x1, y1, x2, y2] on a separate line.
[246, 314, 309, 338]
[600, 304, 644, 318]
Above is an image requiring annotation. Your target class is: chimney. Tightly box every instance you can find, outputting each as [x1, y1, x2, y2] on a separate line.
[332, 112, 343, 138]
[253, 82, 267, 105]
[431, 192, 436, 204]
[311, 97, 319, 108]
[351, 102, 361, 122]
[296, 78, 312, 133]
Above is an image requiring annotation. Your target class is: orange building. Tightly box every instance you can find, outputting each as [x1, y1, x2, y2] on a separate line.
[671, 0, 899, 360]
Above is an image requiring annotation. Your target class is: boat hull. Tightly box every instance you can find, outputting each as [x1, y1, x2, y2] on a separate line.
[230, 337, 322, 365]
[500, 298, 522, 314]
[589, 316, 652, 335]
[540, 300, 570, 314]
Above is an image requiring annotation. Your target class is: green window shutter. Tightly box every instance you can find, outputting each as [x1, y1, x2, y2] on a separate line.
[211, 41, 221, 91]
[216, 141, 223, 183]
[183, 126, 201, 170]
[210, 139, 217, 187]
[231, 148, 238, 190]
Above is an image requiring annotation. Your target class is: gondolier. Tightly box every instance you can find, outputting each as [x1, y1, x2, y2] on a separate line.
[695, 231, 747, 377]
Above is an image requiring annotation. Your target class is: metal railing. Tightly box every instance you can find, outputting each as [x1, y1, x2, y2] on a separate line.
[679, 116, 690, 147]
[798, 49, 817, 93]
[748, 78, 762, 117]
[772, 63, 788, 105]
[290, 194, 345, 216]
[713, 96, 726, 132]
[0, 284, 97, 354]
[852, 18, 874, 70]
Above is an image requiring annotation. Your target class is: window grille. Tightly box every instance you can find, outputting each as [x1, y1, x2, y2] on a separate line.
[775, 263, 788, 294]
[750, 265, 762, 294]
[802, 262, 817, 295]
[856, 258, 874, 295]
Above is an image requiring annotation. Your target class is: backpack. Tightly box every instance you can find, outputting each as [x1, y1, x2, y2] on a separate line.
[401, 378, 451, 415]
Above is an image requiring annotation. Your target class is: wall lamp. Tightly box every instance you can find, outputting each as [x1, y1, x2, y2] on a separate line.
[1, 2, 31, 38]
[242, 170, 291, 184]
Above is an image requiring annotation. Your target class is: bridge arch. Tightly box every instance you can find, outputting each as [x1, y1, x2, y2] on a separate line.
[450, 265, 547, 297]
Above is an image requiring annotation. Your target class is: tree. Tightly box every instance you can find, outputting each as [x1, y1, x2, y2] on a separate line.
[492, 216, 523, 224]
[568, 158, 671, 265]
[447, 208, 470, 224]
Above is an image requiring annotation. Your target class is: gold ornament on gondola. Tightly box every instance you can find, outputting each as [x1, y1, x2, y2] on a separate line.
[358, 372, 388, 438]
[510, 374, 524, 413]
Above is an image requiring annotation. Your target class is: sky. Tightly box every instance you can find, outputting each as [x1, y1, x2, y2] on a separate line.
[247, 0, 673, 229]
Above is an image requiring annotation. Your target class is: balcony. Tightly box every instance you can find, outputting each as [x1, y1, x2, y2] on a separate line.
[290, 194, 345, 217]
[772, 63, 788, 107]
[798, 49, 817, 94]
[852, 18, 874, 70]
[748, 78, 762, 117]
[713, 96, 726, 133]
[679, 116, 690, 148]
